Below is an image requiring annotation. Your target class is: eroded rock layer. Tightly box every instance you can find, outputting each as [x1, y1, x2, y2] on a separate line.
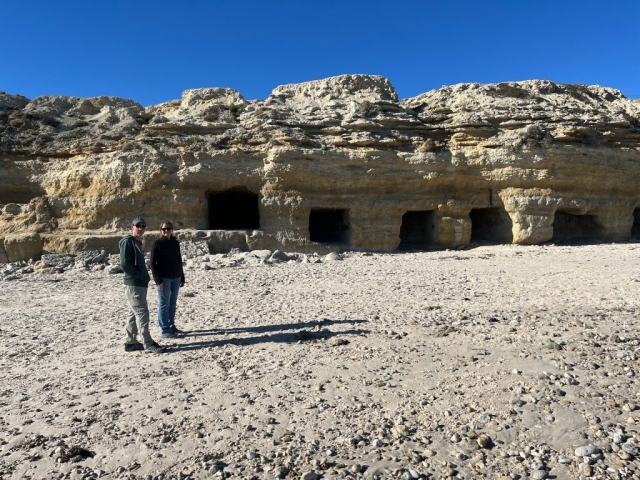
[1, 75, 640, 259]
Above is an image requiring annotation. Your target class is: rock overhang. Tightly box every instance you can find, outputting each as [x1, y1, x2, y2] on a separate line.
[1, 75, 639, 258]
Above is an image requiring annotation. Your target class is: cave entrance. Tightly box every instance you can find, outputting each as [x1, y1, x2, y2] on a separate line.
[309, 208, 350, 244]
[469, 208, 513, 244]
[207, 187, 260, 230]
[398, 210, 435, 250]
[551, 211, 603, 243]
[633, 209, 640, 238]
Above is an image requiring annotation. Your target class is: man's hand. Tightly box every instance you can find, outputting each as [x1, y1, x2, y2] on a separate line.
[157, 284, 163, 290]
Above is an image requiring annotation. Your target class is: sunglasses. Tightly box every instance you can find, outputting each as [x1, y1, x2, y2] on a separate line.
[161, 227, 173, 231]
[135, 224, 147, 229]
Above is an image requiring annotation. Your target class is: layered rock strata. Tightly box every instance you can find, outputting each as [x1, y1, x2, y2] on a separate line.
[1, 75, 639, 260]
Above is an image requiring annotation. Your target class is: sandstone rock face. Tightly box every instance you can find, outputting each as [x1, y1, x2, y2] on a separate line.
[1, 75, 639, 256]
[4, 232, 42, 262]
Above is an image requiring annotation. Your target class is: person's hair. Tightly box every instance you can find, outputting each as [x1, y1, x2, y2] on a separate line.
[160, 221, 174, 230]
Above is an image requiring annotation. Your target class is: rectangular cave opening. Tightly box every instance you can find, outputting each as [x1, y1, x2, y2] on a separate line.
[633, 209, 640, 238]
[207, 187, 260, 230]
[309, 208, 350, 245]
[469, 208, 513, 244]
[551, 211, 603, 243]
[397, 210, 435, 250]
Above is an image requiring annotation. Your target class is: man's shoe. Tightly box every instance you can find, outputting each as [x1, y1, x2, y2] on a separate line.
[124, 343, 144, 352]
[161, 332, 177, 339]
[172, 328, 185, 335]
[145, 344, 166, 354]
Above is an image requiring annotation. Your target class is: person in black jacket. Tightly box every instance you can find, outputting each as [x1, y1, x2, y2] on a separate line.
[150, 221, 186, 338]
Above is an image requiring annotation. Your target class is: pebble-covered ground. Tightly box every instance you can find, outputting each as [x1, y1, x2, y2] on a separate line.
[0, 243, 639, 480]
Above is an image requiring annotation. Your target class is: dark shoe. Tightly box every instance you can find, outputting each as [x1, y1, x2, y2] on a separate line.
[172, 328, 185, 335]
[145, 344, 166, 354]
[124, 343, 144, 352]
[161, 332, 177, 339]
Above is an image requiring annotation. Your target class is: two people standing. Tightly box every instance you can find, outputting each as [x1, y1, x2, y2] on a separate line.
[119, 217, 185, 353]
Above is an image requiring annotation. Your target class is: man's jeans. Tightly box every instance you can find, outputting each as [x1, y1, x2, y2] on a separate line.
[125, 285, 153, 348]
[157, 277, 181, 336]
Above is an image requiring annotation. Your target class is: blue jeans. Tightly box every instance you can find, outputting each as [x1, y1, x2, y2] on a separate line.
[157, 277, 181, 336]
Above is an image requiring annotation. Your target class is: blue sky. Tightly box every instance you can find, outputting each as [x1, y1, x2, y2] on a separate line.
[2, 0, 638, 106]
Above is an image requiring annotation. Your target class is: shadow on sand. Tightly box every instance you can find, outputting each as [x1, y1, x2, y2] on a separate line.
[166, 318, 369, 352]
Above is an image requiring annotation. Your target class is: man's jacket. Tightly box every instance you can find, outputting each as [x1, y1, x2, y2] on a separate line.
[119, 235, 151, 287]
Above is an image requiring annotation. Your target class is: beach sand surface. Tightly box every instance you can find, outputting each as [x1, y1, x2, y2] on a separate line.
[1, 243, 639, 479]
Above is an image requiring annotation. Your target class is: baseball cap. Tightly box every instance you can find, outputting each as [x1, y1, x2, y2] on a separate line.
[132, 217, 146, 226]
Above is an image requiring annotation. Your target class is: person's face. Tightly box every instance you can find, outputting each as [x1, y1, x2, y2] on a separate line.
[132, 222, 146, 239]
[161, 224, 173, 238]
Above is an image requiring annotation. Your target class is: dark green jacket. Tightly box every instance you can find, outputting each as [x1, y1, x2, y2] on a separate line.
[119, 235, 151, 287]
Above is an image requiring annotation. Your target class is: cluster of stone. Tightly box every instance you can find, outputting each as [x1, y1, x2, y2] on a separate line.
[0, 241, 343, 280]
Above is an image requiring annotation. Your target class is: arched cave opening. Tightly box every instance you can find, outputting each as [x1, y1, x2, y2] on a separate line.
[469, 208, 513, 244]
[309, 208, 350, 245]
[207, 188, 260, 230]
[632, 209, 640, 238]
[398, 210, 435, 250]
[551, 211, 603, 243]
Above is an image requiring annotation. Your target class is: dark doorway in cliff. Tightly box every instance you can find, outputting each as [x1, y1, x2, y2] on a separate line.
[207, 187, 260, 230]
[398, 210, 435, 250]
[309, 208, 350, 245]
[632, 209, 640, 238]
[551, 211, 603, 243]
[469, 208, 513, 244]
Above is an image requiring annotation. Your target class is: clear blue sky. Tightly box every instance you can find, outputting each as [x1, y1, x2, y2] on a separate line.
[2, 0, 638, 106]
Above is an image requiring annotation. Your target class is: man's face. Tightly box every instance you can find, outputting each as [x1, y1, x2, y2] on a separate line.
[131, 222, 146, 240]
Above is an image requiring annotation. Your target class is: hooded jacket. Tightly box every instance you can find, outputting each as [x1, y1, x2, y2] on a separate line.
[119, 235, 151, 287]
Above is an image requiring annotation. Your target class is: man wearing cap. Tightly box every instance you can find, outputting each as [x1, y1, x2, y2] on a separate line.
[119, 217, 165, 354]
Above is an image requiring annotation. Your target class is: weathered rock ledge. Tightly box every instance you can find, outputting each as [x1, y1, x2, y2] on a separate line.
[1, 75, 640, 260]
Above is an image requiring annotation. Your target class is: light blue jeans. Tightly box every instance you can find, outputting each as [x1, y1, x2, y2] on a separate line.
[157, 277, 181, 336]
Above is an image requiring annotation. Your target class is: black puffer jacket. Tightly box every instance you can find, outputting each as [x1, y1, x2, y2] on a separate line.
[150, 236, 185, 285]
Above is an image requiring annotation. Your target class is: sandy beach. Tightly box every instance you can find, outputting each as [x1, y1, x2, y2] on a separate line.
[1, 243, 639, 480]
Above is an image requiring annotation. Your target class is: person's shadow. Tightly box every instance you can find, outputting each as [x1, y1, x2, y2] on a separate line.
[166, 318, 369, 352]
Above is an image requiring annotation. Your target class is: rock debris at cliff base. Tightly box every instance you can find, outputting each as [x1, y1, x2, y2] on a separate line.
[1, 75, 640, 256]
[0, 243, 639, 479]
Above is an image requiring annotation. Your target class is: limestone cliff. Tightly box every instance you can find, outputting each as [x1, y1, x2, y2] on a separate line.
[1, 75, 639, 260]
